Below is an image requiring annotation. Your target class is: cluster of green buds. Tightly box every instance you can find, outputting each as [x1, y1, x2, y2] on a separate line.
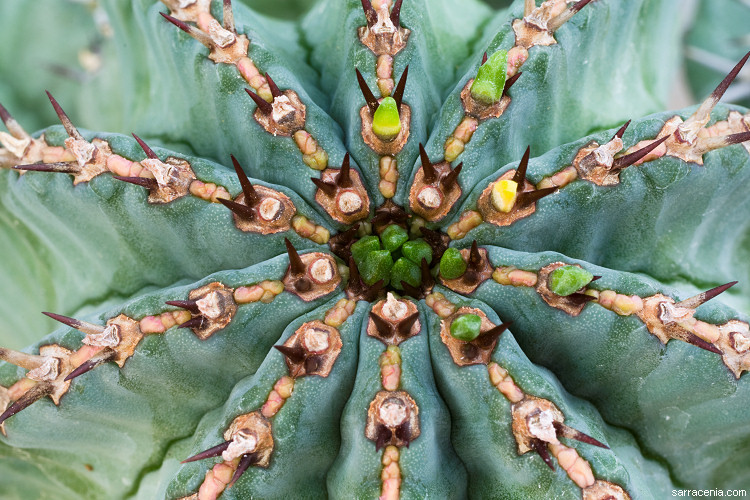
[350, 224, 433, 290]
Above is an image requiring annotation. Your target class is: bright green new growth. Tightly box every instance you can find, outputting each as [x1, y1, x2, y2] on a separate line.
[402, 239, 433, 265]
[372, 97, 401, 140]
[1, 0, 750, 498]
[470, 50, 508, 104]
[548, 265, 594, 296]
[381, 224, 409, 252]
[440, 248, 467, 279]
[391, 257, 421, 289]
[359, 250, 394, 285]
[450, 313, 482, 341]
[351, 235, 381, 265]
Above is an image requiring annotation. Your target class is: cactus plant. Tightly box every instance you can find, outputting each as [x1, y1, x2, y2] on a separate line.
[1, 0, 750, 498]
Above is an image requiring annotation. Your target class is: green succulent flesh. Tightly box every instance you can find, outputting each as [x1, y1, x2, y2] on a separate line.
[391, 257, 421, 290]
[372, 97, 402, 141]
[470, 50, 508, 105]
[381, 224, 409, 252]
[548, 266, 594, 297]
[401, 239, 432, 266]
[449, 314, 482, 341]
[0, 0, 749, 499]
[440, 248, 468, 280]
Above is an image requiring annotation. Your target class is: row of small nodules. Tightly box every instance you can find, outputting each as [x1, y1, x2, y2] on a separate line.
[488, 363, 630, 498]
[161, 0, 332, 173]
[443, 0, 590, 163]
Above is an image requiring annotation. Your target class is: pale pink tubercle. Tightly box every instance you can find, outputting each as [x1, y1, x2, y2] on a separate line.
[549, 443, 596, 488]
[381, 364, 401, 391]
[197, 459, 237, 500]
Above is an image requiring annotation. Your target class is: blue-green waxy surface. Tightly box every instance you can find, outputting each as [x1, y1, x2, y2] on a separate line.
[1, 0, 749, 497]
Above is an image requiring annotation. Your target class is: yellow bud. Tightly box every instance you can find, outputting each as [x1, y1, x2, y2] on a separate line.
[491, 179, 518, 213]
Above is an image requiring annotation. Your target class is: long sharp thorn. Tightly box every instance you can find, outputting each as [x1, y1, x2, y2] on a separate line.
[502, 72, 522, 96]
[0, 102, 12, 127]
[284, 238, 306, 275]
[179, 316, 205, 329]
[469, 240, 482, 267]
[230, 155, 260, 206]
[394, 421, 411, 446]
[684, 332, 723, 355]
[360, 0, 377, 26]
[311, 177, 337, 196]
[612, 120, 631, 141]
[0, 348, 48, 371]
[222, 0, 235, 32]
[165, 300, 201, 314]
[159, 12, 212, 48]
[676, 281, 737, 309]
[45, 91, 83, 141]
[420, 258, 434, 289]
[131, 133, 158, 159]
[684, 50, 750, 129]
[367, 279, 385, 300]
[42, 312, 105, 335]
[181, 440, 231, 463]
[0, 102, 29, 139]
[401, 282, 421, 299]
[707, 51, 750, 109]
[275, 344, 306, 364]
[112, 175, 158, 189]
[375, 425, 392, 451]
[265, 73, 282, 99]
[419, 143, 437, 183]
[397, 311, 420, 337]
[440, 162, 462, 191]
[698, 131, 750, 153]
[390, 0, 403, 26]
[370, 312, 395, 338]
[64, 348, 117, 382]
[304, 355, 321, 373]
[612, 135, 669, 170]
[0, 383, 52, 425]
[481, 51, 488, 65]
[548, 0, 594, 33]
[516, 187, 557, 208]
[355, 68, 379, 116]
[475, 321, 512, 348]
[219, 196, 256, 220]
[392, 65, 409, 110]
[14, 162, 78, 174]
[569, 292, 597, 305]
[512, 146, 531, 184]
[590, 275, 602, 281]
[553, 421, 609, 449]
[228, 453, 256, 488]
[531, 439, 554, 470]
[245, 88, 273, 115]
[336, 153, 352, 187]
[348, 257, 361, 284]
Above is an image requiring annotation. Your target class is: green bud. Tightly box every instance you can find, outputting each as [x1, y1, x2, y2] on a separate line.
[359, 250, 394, 286]
[391, 257, 422, 290]
[470, 50, 508, 105]
[548, 265, 594, 296]
[351, 235, 381, 266]
[450, 314, 483, 341]
[372, 97, 401, 140]
[401, 239, 433, 266]
[381, 224, 409, 252]
[440, 248, 467, 280]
